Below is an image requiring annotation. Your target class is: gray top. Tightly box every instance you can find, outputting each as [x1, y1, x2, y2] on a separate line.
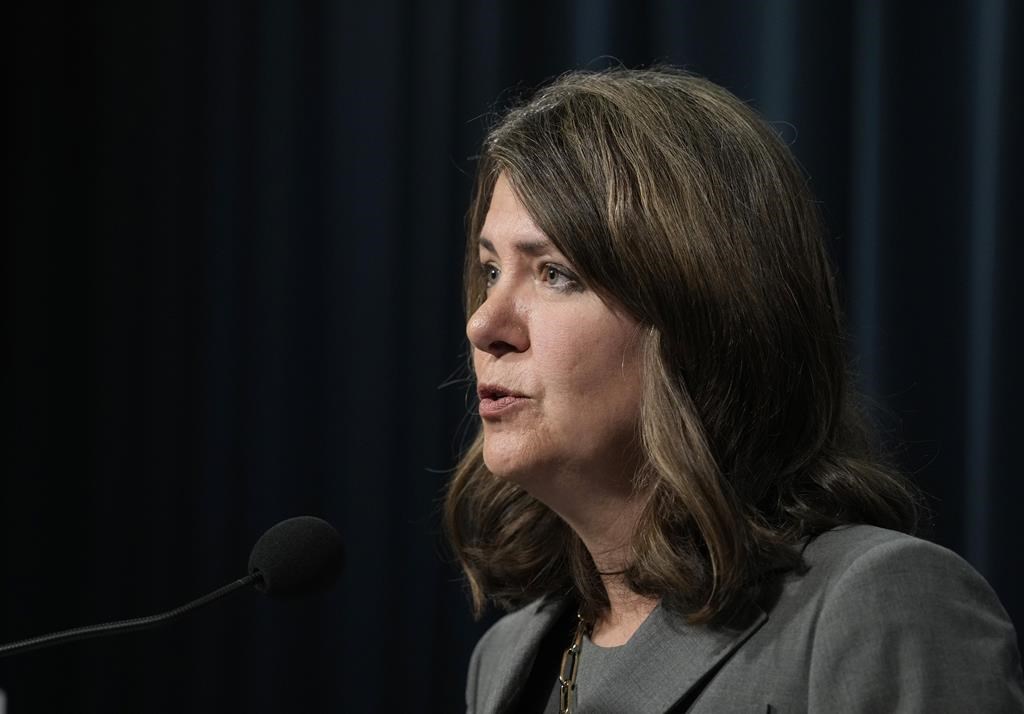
[577, 631, 632, 706]
[539, 615, 664, 713]
[467, 525, 1024, 713]
[575, 612, 664, 710]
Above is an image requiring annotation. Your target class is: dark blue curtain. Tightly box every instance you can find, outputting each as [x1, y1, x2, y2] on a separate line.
[4, 1, 1020, 711]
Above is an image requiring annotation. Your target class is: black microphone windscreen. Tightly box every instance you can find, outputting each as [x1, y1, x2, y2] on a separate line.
[247, 516, 345, 599]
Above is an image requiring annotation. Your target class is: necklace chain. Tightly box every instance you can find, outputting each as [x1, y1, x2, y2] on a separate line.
[558, 611, 589, 714]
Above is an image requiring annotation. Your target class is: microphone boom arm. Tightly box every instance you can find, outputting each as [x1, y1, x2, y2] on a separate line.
[0, 573, 262, 658]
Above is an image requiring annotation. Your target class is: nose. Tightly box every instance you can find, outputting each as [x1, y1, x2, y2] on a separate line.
[466, 287, 530, 358]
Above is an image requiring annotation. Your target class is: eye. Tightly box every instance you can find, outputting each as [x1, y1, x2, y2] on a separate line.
[481, 263, 499, 288]
[542, 263, 582, 293]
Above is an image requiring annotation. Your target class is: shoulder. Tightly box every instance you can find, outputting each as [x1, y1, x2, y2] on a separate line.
[801, 524, 1012, 624]
[797, 525, 1024, 711]
[803, 522, 969, 573]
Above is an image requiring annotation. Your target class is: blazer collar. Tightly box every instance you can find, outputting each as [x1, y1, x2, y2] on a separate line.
[482, 596, 572, 714]
[481, 597, 767, 714]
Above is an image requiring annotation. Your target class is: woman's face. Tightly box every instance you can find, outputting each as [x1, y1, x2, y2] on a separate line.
[467, 174, 643, 499]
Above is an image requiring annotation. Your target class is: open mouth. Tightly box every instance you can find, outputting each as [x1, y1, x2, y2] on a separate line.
[477, 384, 528, 417]
[477, 382, 525, 401]
[479, 386, 511, 400]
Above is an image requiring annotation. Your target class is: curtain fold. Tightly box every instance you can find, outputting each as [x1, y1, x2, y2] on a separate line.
[5, 2, 1020, 711]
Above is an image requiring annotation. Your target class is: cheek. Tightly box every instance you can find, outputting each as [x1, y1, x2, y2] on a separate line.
[538, 319, 642, 416]
[537, 330, 588, 388]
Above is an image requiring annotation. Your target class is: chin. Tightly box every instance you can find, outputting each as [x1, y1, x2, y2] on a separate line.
[483, 447, 567, 502]
[483, 443, 538, 483]
[482, 453, 527, 482]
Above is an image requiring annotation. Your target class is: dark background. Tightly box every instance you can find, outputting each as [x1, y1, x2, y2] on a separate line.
[4, 1, 1021, 712]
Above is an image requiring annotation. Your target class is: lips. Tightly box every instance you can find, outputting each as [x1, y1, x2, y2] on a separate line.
[476, 383, 526, 401]
[477, 382, 529, 418]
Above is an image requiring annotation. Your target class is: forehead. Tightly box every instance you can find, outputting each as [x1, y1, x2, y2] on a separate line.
[478, 175, 557, 256]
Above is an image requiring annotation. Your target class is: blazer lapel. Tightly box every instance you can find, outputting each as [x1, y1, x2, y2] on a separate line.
[579, 602, 768, 713]
[481, 596, 571, 714]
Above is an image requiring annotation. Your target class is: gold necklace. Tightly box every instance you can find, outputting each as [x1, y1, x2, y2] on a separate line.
[558, 611, 590, 714]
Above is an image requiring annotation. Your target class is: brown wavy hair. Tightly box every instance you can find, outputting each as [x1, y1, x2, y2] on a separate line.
[444, 67, 920, 624]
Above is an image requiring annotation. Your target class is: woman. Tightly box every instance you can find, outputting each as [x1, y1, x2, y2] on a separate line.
[445, 68, 1023, 713]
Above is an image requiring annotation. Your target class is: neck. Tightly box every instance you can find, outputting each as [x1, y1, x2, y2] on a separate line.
[588, 574, 660, 647]
[516, 456, 659, 647]
[557, 488, 660, 648]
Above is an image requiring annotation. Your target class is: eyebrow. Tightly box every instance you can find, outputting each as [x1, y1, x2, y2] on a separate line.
[478, 236, 555, 257]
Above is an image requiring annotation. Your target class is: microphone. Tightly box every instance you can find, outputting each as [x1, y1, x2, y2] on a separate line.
[248, 515, 345, 599]
[0, 516, 345, 658]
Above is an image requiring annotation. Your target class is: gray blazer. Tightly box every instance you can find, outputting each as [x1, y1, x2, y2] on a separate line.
[466, 525, 1024, 713]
